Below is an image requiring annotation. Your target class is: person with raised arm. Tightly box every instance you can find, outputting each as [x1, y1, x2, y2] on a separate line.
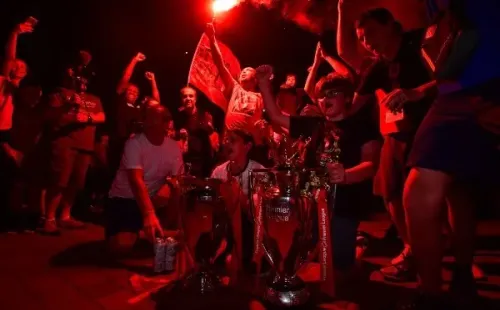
[336, 6, 437, 281]
[110, 53, 161, 175]
[205, 23, 263, 129]
[304, 42, 355, 103]
[0, 18, 35, 166]
[256, 65, 380, 298]
[336, 0, 368, 74]
[0, 18, 36, 232]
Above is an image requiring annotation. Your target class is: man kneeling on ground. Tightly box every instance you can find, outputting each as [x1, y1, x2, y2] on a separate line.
[106, 103, 183, 255]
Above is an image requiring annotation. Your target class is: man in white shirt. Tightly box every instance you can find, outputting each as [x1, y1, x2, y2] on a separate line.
[106, 104, 183, 254]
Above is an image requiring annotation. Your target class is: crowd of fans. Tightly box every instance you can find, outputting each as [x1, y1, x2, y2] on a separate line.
[1, 1, 499, 309]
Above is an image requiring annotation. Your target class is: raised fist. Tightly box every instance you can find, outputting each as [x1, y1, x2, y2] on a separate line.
[135, 52, 146, 62]
[315, 42, 325, 61]
[79, 50, 92, 66]
[16, 21, 35, 34]
[145, 71, 155, 81]
[255, 65, 274, 82]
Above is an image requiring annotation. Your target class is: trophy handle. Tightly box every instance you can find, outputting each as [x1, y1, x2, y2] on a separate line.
[175, 185, 197, 273]
[329, 183, 338, 220]
[248, 171, 255, 222]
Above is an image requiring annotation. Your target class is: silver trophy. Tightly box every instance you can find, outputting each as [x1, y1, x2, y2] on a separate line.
[249, 167, 330, 307]
[167, 176, 233, 294]
[248, 128, 340, 307]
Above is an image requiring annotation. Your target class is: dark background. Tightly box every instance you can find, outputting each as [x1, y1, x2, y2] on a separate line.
[1, 0, 336, 129]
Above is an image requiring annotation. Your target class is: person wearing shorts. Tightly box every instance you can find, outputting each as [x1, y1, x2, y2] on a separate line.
[398, 1, 500, 308]
[106, 103, 183, 255]
[40, 73, 105, 235]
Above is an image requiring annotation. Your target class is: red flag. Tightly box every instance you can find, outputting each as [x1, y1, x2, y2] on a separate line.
[188, 34, 241, 112]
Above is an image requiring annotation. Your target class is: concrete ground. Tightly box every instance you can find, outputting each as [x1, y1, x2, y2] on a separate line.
[1, 216, 499, 310]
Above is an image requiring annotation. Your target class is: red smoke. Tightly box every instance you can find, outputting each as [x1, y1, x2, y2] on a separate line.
[247, 0, 428, 34]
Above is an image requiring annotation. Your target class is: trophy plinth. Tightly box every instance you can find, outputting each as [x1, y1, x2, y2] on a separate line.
[265, 275, 310, 307]
[182, 266, 221, 294]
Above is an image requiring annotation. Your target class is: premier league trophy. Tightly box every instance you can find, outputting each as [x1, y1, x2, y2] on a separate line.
[249, 133, 337, 307]
[167, 176, 233, 294]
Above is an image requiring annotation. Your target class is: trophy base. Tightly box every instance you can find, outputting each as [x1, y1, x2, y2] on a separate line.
[182, 268, 222, 294]
[265, 276, 310, 307]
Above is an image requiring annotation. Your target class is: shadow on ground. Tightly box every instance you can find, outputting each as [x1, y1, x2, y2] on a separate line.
[49, 238, 158, 275]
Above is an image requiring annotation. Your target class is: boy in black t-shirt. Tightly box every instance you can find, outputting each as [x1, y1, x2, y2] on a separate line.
[256, 65, 381, 294]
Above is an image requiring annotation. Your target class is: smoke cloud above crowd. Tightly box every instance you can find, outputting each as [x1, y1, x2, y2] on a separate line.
[240, 0, 427, 34]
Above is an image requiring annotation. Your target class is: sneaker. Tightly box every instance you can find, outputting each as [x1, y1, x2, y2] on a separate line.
[38, 219, 61, 236]
[380, 258, 417, 282]
[391, 246, 411, 265]
[59, 217, 86, 230]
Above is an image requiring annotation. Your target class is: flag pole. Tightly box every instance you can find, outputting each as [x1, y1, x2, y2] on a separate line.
[187, 9, 216, 87]
[186, 34, 205, 87]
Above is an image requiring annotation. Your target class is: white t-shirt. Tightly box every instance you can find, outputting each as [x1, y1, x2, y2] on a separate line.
[109, 133, 184, 199]
[225, 83, 263, 129]
[211, 160, 265, 196]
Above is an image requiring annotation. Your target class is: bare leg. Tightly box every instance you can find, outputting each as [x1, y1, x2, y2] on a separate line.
[445, 199, 484, 280]
[60, 186, 78, 220]
[446, 184, 476, 269]
[42, 187, 63, 234]
[28, 187, 46, 229]
[380, 198, 416, 282]
[403, 167, 451, 295]
[58, 185, 86, 229]
[59, 153, 90, 228]
[386, 199, 410, 249]
[45, 187, 63, 221]
[446, 183, 479, 306]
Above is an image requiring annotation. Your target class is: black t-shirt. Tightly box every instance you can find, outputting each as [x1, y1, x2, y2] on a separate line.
[357, 29, 433, 134]
[114, 95, 142, 140]
[176, 109, 214, 134]
[289, 103, 380, 219]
